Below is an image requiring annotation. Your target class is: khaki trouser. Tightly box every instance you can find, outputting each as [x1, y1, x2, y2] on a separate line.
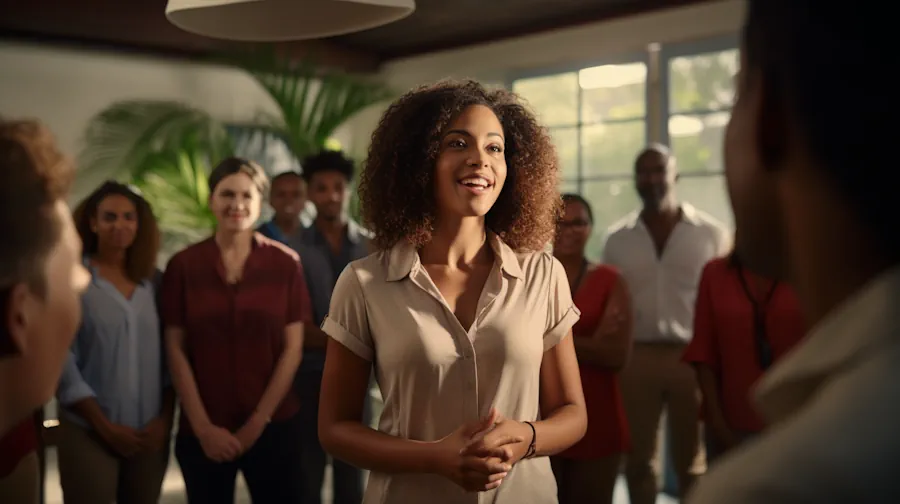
[57, 418, 169, 504]
[551, 454, 622, 504]
[0, 451, 40, 504]
[621, 343, 704, 504]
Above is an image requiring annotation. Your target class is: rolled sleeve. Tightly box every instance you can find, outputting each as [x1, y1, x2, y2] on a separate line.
[543, 255, 581, 351]
[321, 264, 374, 361]
[56, 349, 96, 406]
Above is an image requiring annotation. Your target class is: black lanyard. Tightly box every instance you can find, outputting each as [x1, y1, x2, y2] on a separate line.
[735, 265, 778, 370]
[571, 259, 588, 293]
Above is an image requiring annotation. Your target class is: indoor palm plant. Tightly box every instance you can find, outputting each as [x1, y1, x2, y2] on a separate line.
[77, 48, 393, 256]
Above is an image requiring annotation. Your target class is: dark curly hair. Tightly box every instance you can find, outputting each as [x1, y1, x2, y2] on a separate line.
[73, 181, 160, 284]
[359, 79, 561, 251]
[302, 150, 355, 183]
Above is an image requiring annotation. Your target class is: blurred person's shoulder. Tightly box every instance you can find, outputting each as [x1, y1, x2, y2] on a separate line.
[690, 266, 900, 503]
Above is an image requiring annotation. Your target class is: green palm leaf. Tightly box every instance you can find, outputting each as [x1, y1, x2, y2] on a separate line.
[76, 100, 234, 198]
[227, 47, 394, 161]
[132, 141, 217, 242]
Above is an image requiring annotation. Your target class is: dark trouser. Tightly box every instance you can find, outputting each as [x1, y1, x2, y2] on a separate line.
[551, 454, 622, 504]
[297, 370, 366, 504]
[175, 415, 303, 504]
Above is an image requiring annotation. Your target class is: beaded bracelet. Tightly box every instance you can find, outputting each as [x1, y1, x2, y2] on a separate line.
[523, 421, 537, 458]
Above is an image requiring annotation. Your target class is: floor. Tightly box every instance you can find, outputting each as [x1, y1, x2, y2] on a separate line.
[42, 447, 678, 504]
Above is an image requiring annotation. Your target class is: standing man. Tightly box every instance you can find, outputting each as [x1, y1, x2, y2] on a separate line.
[287, 150, 371, 504]
[690, 1, 899, 502]
[602, 144, 730, 503]
[0, 120, 91, 502]
[258, 171, 308, 244]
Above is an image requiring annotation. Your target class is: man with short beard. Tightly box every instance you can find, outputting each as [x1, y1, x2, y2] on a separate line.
[286, 149, 372, 504]
[602, 144, 730, 503]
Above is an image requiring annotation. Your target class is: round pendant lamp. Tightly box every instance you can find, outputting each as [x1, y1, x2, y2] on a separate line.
[165, 0, 416, 41]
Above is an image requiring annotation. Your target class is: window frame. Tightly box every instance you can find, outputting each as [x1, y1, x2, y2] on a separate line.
[506, 50, 652, 192]
[658, 34, 739, 150]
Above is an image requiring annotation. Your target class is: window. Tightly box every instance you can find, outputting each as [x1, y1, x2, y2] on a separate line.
[513, 60, 648, 259]
[511, 38, 738, 259]
[663, 44, 739, 229]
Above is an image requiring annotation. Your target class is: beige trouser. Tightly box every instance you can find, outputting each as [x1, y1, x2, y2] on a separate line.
[57, 418, 169, 504]
[551, 454, 622, 504]
[0, 451, 40, 504]
[621, 342, 704, 504]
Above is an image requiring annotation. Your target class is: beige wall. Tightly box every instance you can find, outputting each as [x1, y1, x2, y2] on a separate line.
[0, 42, 357, 201]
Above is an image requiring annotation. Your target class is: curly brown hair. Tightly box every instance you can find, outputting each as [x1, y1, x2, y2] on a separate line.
[73, 181, 160, 284]
[358, 79, 561, 252]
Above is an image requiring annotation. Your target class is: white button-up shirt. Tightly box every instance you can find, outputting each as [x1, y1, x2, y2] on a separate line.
[689, 265, 900, 503]
[602, 203, 730, 344]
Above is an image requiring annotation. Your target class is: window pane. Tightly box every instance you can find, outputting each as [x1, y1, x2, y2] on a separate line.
[580, 62, 647, 122]
[550, 127, 579, 181]
[513, 73, 579, 127]
[581, 179, 639, 260]
[669, 111, 730, 174]
[677, 174, 735, 230]
[560, 179, 578, 195]
[669, 49, 738, 114]
[581, 120, 645, 178]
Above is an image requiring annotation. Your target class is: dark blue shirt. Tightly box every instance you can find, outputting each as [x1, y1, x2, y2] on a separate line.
[287, 220, 371, 373]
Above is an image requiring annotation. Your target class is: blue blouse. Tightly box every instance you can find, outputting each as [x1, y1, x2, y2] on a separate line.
[56, 261, 167, 430]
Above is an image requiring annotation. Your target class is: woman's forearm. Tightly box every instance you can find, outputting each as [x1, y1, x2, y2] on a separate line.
[320, 421, 439, 474]
[254, 324, 303, 419]
[165, 328, 212, 433]
[529, 403, 587, 458]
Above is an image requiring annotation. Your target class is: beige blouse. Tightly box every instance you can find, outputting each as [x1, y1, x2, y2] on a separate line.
[322, 232, 580, 504]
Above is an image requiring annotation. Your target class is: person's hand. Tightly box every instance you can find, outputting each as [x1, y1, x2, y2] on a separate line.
[235, 413, 268, 454]
[197, 425, 242, 463]
[139, 416, 172, 453]
[461, 412, 533, 466]
[432, 408, 523, 492]
[98, 422, 143, 458]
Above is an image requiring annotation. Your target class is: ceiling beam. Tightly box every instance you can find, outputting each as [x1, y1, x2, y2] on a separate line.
[0, 0, 381, 72]
[381, 0, 718, 60]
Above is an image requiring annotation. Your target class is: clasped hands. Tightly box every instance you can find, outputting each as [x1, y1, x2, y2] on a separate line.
[99, 415, 171, 459]
[197, 412, 269, 463]
[435, 408, 533, 493]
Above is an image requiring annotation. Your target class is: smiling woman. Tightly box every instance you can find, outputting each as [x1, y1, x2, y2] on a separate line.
[318, 79, 588, 504]
[56, 182, 172, 503]
[161, 157, 313, 503]
[358, 79, 561, 251]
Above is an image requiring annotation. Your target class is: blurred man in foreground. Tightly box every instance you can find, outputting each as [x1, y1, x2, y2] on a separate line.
[0, 120, 90, 502]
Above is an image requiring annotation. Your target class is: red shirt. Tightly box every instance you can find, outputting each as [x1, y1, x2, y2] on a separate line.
[161, 233, 312, 435]
[558, 266, 631, 459]
[0, 416, 37, 478]
[683, 257, 806, 432]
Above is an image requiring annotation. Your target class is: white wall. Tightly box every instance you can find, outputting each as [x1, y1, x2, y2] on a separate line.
[0, 41, 358, 201]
